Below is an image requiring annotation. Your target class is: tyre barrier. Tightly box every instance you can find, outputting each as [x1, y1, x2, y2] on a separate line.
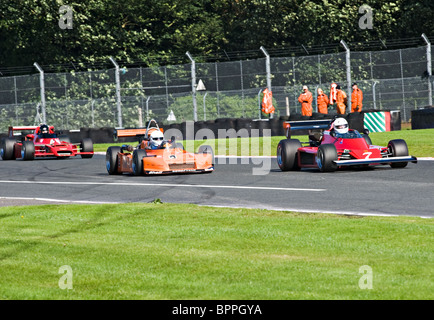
[411, 106, 434, 129]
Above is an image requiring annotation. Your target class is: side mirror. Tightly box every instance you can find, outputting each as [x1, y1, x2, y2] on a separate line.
[171, 136, 176, 142]
[363, 128, 370, 135]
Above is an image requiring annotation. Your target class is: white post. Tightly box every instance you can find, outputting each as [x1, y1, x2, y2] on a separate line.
[33, 62, 46, 123]
[260, 46, 273, 119]
[340, 40, 352, 113]
[109, 57, 123, 128]
[422, 33, 432, 106]
[186, 51, 198, 122]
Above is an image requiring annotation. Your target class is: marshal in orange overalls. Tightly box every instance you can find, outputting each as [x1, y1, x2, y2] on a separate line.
[351, 84, 363, 112]
[336, 88, 347, 115]
[298, 86, 313, 116]
[317, 88, 329, 114]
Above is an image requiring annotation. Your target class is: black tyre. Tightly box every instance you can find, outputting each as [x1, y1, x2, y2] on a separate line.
[316, 144, 338, 172]
[175, 142, 184, 150]
[106, 146, 121, 175]
[80, 138, 94, 158]
[21, 141, 35, 160]
[1, 138, 16, 160]
[132, 149, 147, 176]
[277, 139, 301, 171]
[388, 139, 408, 168]
[362, 134, 372, 146]
[58, 135, 71, 144]
[198, 144, 215, 165]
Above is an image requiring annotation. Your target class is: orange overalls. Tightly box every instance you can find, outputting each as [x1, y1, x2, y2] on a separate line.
[351, 88, 363, 112]
[336, 90, 347, 115]
[298, 91, 313, 116]
[317, 93, 329, 114]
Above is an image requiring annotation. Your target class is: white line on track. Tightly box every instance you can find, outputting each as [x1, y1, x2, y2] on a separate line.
[0, 180, 325, 192]
[1, 196, 431, 218]
[0, 196, 118, 205]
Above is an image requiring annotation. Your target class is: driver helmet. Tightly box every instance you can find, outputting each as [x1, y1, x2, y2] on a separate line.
[333, 118, 349, 134]
[40, 124, 49, 134]
[149, 130, 164, 149]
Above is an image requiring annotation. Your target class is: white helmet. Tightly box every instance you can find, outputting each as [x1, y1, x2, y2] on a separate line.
[149, 130, 164, 148]
[333, 118, 349, 134]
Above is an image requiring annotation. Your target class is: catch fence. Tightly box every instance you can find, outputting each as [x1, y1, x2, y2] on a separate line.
[0, 44, 432, 132]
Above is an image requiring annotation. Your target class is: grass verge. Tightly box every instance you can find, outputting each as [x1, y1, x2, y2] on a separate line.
[0, 203, 432, 300]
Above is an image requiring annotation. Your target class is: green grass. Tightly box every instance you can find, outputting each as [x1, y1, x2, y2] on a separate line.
[94, 128, 434, 157]
[0, 203, 432, 300]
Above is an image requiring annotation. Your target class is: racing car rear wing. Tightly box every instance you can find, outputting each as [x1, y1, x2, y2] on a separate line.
[8, 126, 39, 137]
[283, 119, 331, 138]
[114, 127, 164, 141]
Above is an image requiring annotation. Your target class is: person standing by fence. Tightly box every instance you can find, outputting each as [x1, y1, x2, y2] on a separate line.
[317, 88, 329, 114]
[335, 84, 347, 115]
[351, 82, 363, 112]
[298, 85, 313, 116]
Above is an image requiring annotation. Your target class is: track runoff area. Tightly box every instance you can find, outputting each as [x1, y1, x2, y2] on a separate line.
[1, 124, 433, 218]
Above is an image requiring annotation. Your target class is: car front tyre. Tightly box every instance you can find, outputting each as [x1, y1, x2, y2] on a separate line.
[388, 139, 408, 168]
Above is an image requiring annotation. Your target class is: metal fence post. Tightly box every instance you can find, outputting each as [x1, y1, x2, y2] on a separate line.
[203, 92, 208, 121]
[260, 46, 273, 119]
[372, 81, 378, 109]
[422, 33, 432, 106]
[109, 57, 123, 128]
[340, 40, 352, 113]
[146, 96, 151, 122]
[33, 62, 46, 123]
[399, 50, 406, 121]
[186, 51, 198, 122]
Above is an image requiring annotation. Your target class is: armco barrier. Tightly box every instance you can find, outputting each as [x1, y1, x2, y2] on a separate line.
[411, 106, 434, 129]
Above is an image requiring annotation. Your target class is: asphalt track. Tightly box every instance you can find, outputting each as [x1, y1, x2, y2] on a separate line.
[0, 154, 433, 218]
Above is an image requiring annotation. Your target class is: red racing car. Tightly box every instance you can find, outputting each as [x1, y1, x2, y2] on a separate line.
[0, 124, 94, 160]
[277, 117, 417, 172]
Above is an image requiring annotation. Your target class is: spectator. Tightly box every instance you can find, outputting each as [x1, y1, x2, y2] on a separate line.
[351, 82, 363, 112]
[298, 85, 313, 116]
[317, 88, 329, 114]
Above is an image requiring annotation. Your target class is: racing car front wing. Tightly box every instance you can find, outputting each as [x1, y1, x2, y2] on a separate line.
[334, 155, 417, 166]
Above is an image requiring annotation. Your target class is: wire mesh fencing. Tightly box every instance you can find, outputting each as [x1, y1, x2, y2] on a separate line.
[0, 45, 432, 131]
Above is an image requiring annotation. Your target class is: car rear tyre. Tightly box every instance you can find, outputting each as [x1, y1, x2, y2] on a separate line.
[80, 138, 94, 158]
[133, 149, 147, 176]
[175, 142, 184, 150]
[277, 139, 301, 171]
[388, 139, 408, 168]
[21, 141, 35, 160]
[1, 138, 16, 160]
[198, 144, 215, 165]
[58, 135, 71, 144]
[316, 144, 338, 172]
[106, 146, 121, 175]
[362, 134, 372, 146]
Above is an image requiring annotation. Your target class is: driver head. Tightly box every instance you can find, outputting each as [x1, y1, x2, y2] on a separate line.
[40, 124, 49, 134]
[333, 118, 349, 134]
[149, 130, 164, 148]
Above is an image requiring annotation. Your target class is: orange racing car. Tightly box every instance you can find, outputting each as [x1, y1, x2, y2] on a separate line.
[105, 119, 214, 175]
